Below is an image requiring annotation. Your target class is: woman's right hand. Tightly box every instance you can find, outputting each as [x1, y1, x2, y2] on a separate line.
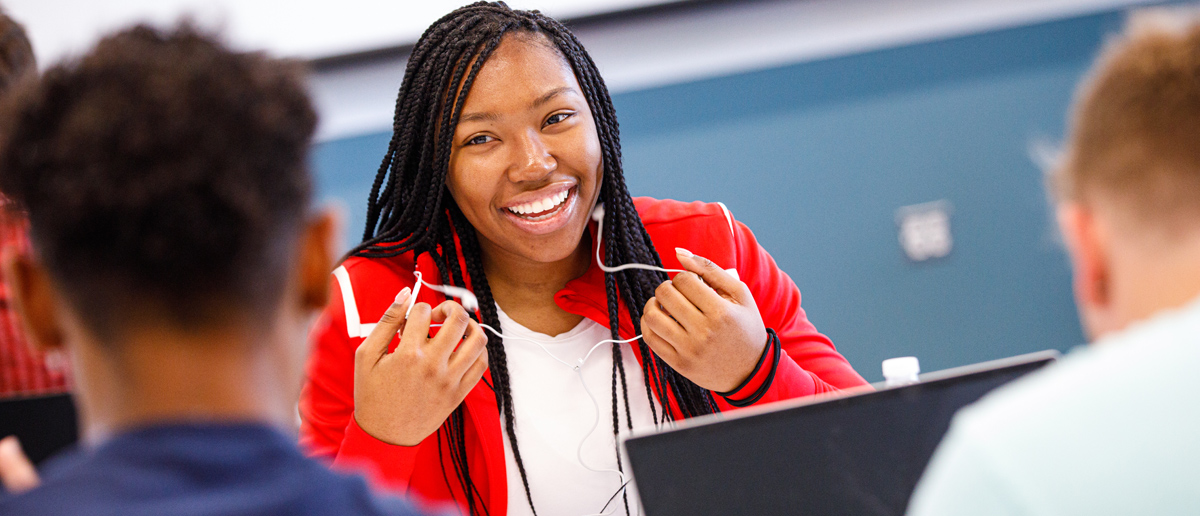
[353, 287, 489, 446]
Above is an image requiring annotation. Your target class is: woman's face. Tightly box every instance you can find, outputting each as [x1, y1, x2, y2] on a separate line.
[446, 33, 603, 267]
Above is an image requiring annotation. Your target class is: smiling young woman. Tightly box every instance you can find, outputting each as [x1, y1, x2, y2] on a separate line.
[299, 3, 869, 516]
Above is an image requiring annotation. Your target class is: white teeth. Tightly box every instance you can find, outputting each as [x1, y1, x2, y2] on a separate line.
[509, 190, 569, 216]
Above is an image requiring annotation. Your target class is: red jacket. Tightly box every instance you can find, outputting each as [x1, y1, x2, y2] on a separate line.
[300, 198, 867, 514]
[0, 204, 72, 398]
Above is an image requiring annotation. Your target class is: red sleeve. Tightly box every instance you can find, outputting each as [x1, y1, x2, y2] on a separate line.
[298, 273, 421, 491]
[716, 217, 869, 408]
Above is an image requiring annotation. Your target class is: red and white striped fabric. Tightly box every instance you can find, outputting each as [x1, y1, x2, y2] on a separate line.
[0, 203, 71, 398]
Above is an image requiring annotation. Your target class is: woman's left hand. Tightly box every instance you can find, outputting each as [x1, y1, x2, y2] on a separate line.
[641, 248, 769, 393]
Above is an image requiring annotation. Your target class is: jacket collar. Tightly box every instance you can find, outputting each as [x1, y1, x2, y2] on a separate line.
[555, 222, 637, 339]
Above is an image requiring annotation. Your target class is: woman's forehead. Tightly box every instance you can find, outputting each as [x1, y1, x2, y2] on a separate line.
[459, 33, 582, 113]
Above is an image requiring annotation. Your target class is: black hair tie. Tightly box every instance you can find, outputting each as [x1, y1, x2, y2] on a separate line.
[717, 328, 781, 407]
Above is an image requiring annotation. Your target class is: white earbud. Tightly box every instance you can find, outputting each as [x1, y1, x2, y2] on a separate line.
[438, 284, 479, 312]
[591, 203, 605, 223]
[407, 271, 480, 319]
[404, 277, 422, 320]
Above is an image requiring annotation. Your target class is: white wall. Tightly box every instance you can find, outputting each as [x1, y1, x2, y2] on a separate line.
[3, 0, 672, 64]
[308, 0, 1155, 142]
[10, 0, 1158, 142]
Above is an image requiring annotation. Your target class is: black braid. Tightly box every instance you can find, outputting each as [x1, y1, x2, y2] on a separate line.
[349, 3, 719, 514]
[604, 262, 635, 516]
[454, 207, 540, 515]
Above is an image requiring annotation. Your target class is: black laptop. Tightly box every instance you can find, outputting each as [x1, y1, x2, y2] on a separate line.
[0, 393, 78, 465]
[623, 350, 1058, 516]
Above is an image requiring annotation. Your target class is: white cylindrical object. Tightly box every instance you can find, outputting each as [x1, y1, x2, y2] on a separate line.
[882, 356, 920, 387]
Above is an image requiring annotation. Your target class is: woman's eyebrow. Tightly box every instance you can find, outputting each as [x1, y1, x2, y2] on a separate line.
[459, 111, 500, 124]
[459, 87, 579, 124]
[531, 86, 577, 109]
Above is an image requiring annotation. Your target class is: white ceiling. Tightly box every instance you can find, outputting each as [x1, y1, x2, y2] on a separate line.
[4, 0, 675, 67]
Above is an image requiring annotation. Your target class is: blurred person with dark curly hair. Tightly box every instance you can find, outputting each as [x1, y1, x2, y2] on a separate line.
[0, 6, 73, 402]
[0, 22, 441, 516]
[0, 5, 78, 484]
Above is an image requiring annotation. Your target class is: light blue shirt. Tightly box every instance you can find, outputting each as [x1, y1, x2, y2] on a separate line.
[907, 295, 1200, 516]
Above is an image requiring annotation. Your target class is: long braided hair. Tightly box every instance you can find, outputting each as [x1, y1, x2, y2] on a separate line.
[351, 3, 719, 514]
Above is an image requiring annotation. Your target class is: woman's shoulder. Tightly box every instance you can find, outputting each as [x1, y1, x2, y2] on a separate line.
[632, 196, 732, 229]
[632, 197, 741, 264]
[335, 252, 419, 299]
[326, 252, 422, 333]
[340, 252, 417, 279]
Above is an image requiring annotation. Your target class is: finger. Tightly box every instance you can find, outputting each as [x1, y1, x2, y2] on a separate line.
[653, 280, 703, 330]
[448, 320, 487, 375]
[641, 324, 680, 366]
[457, 347, 489, 398]
[675, 248, 752, 305]
[0, 436, 39, 494]
[642, 297, 689, 349]
[429, 301, 470, 359]
[397, 302, 433, 356]
[668, 269, 725, 315]
[356, 287, 411, 364]
[641, 299, 680, 363]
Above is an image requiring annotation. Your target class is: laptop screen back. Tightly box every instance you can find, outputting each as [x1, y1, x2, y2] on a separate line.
[624, 352, 1056, 516]
[0, 393, 78, 465]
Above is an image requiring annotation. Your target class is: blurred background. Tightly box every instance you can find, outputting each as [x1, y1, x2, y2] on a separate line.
[10, 0, 1194, 381]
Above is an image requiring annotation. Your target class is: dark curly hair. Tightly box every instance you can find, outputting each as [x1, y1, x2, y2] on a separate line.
[0, 7, 34, 94]
[0, 22, 316, 341]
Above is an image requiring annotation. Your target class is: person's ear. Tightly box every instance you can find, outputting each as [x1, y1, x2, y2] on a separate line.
[295, 207, 340, 312]
[1057, 202, 1111, 337]
[1, 248, 66, 353]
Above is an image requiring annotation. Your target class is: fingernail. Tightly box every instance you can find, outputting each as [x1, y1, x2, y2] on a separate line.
[395, 287, 411, 303]
[675, 247, 694, 258]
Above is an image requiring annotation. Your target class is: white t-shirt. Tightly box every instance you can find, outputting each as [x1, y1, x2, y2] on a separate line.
[495, 304, 657, 516]
[907, 294, 1200, 516]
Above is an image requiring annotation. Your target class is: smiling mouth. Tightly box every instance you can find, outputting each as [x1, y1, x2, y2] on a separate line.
[505, 187, 573, 221]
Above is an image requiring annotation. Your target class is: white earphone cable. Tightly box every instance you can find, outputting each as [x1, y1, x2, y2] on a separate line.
[403, 204, 678, 516]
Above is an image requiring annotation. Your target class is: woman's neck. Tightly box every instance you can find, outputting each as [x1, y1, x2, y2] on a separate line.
[480, 232, 592, 336]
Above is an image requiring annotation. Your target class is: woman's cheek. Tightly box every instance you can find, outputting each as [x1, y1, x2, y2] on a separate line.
[448, 159, 491, 216]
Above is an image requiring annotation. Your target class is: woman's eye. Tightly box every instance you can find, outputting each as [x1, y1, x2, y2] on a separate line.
[465, 134, 493, 146]
[545, 112, 572, 126]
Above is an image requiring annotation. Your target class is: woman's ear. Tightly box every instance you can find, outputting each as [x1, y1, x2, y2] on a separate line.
[1, 248, 66, 354]
[295, 207, 340, 312]
[1057, 202, 1112, 339]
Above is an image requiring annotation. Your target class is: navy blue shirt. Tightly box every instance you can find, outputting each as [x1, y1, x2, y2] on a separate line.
[0, 423, 435, 516]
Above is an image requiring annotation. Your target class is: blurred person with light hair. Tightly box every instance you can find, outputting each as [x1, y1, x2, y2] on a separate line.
[907, 12, 1200, 516]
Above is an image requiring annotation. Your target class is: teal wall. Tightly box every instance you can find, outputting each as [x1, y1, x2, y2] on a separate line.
[312, 9, 1137, 381]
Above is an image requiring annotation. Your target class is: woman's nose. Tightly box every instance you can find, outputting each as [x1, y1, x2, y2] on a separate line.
[509, 130, 555, 180]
